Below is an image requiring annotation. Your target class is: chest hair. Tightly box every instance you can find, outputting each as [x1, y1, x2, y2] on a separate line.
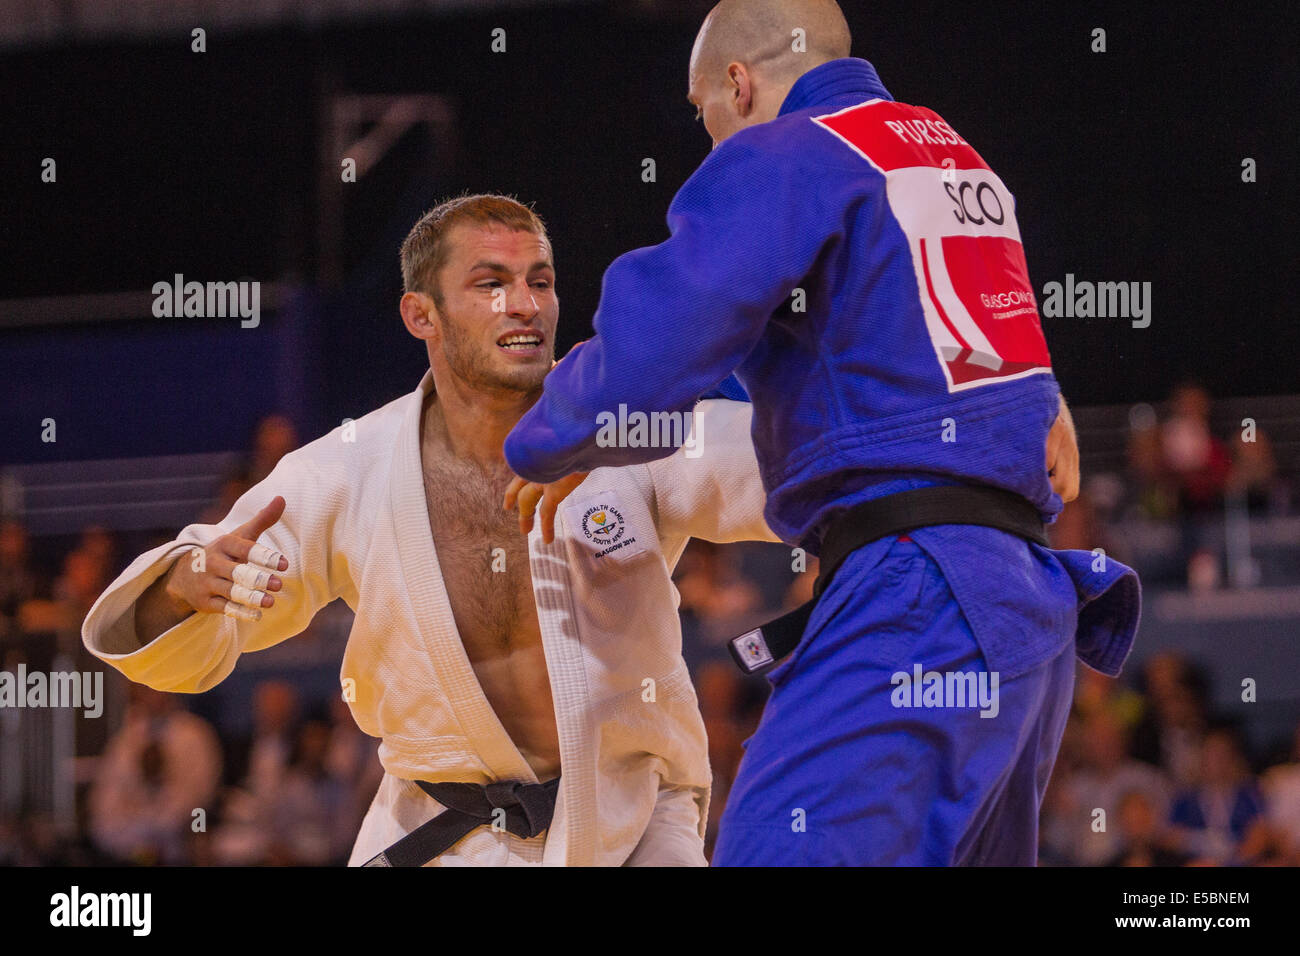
[421, 454, 537, 652]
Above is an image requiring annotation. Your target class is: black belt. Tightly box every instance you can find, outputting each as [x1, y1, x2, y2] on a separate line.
[728, 485, 1048, 676]
[363, 777, 560, 867]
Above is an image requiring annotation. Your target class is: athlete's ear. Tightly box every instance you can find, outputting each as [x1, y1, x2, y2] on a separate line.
[728, 62, 754, 118]
[399, 291, 439, 342]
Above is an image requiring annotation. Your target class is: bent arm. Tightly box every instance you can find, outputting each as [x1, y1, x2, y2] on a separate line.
[133, 563, 197, 646]
[82, 454, 348, 693]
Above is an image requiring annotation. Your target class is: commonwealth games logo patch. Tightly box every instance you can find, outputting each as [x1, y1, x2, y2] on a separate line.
[580, 505, 627, 547]
[564, 490, 645, 561]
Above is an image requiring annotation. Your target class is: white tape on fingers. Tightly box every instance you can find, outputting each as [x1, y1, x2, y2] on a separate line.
[229, 583, 267, 608]
[248, 543, 285, 570]
[223, 600, 262, 622]
[231, 563, 273, 591]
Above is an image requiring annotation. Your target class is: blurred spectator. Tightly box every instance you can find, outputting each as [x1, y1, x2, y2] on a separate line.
[1131, 652, 1210, 788]
[1227, 417, 1279, 514]
[1055, 710, 1172, 866]
[244, 415, 299, 486]
[1162, 384, 1233, 516]
[213, 680, 300, 864]
[323, 695, 384, 851]
[675, 541, 764, 667]
[695, 659, 748, 854]
[239, 680, 299, 795]
[0, 519, 38, 642]
[54, 545, 109, 622]
[1164, 385, 1234, 588]
[75, 526, 118, 581]
[1039, 714, 1086, 865]
[1167, 724, 1265, 865]
[266, 720, 350, 865]
[87, 684, 222, 864]
[1126, 402, 1177, 521]
[1073, 667, 1145, 732]
[200, 414, 300, 524]
[1261, 721, 1300, 864]
[16, 532, 114, 646]
[1103, 790, 1191, 867]
[1126, 385, 1260, 589]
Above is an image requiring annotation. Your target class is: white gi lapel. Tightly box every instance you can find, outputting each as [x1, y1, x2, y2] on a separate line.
[388, 372, 537, 785]
[528, 487, 598, 867]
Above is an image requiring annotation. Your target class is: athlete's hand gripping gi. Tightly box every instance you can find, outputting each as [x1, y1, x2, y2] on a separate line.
[504, 472, 589, 544]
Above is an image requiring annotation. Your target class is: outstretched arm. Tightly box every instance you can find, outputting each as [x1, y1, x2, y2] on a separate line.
[504, 138, 840, 484]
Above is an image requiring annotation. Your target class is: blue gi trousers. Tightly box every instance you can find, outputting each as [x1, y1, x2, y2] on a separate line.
[713, 536, 1077, 866]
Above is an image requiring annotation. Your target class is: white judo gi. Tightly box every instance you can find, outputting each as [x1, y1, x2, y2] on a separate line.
[81, 371, 777, 866]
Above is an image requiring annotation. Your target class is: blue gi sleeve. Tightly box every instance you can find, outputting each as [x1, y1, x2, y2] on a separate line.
[504, 136, 844, 483]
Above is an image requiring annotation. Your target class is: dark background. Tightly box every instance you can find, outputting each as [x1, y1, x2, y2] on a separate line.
[2, 0, 1297, 463]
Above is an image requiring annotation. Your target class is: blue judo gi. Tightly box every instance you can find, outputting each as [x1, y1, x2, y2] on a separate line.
[505, 57, 1141, 865]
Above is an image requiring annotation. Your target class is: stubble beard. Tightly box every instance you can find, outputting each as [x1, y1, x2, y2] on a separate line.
[438, 316, 551, 397]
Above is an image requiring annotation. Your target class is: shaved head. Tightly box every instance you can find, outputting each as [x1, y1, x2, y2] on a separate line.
[692, 0, 851, 81]
[688, 0, 851, 147]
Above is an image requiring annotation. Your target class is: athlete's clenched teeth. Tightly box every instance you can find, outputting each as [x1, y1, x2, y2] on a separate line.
[497, 332, 544, 350]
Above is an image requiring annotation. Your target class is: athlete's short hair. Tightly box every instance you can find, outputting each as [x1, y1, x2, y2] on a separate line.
[400, 194, 549, 303]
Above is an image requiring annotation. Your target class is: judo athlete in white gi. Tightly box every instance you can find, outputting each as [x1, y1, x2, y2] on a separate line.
[81, 194, 776, 866]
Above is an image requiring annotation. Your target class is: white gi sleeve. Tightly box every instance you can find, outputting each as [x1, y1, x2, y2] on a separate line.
[646, 398, 781, 545]
[82, 450, 353, 694]
[622, 785, 709, 867]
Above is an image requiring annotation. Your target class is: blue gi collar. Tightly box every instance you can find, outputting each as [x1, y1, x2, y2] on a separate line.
[779, 57, 893, 115]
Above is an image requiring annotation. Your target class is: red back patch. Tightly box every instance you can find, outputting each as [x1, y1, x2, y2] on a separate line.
[813, 100, 1052, 392]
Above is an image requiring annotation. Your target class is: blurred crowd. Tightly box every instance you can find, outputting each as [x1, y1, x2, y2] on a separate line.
[1128, 384, 1279, 523]
[0, 385, 1296, 866]
[81, 680, 379, 867]
[1053, 383, 1284, 591]
[1039, 656, 1300, 866]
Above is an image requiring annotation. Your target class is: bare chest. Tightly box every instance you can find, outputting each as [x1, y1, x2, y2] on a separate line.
[421, 461, 540, 656]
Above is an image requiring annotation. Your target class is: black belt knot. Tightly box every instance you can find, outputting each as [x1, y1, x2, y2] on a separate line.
[363, 776, 560, 867]
[420, 779, 557, 839]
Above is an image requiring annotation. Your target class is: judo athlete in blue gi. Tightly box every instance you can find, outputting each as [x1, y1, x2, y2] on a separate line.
[504, 0, 1141, 865]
